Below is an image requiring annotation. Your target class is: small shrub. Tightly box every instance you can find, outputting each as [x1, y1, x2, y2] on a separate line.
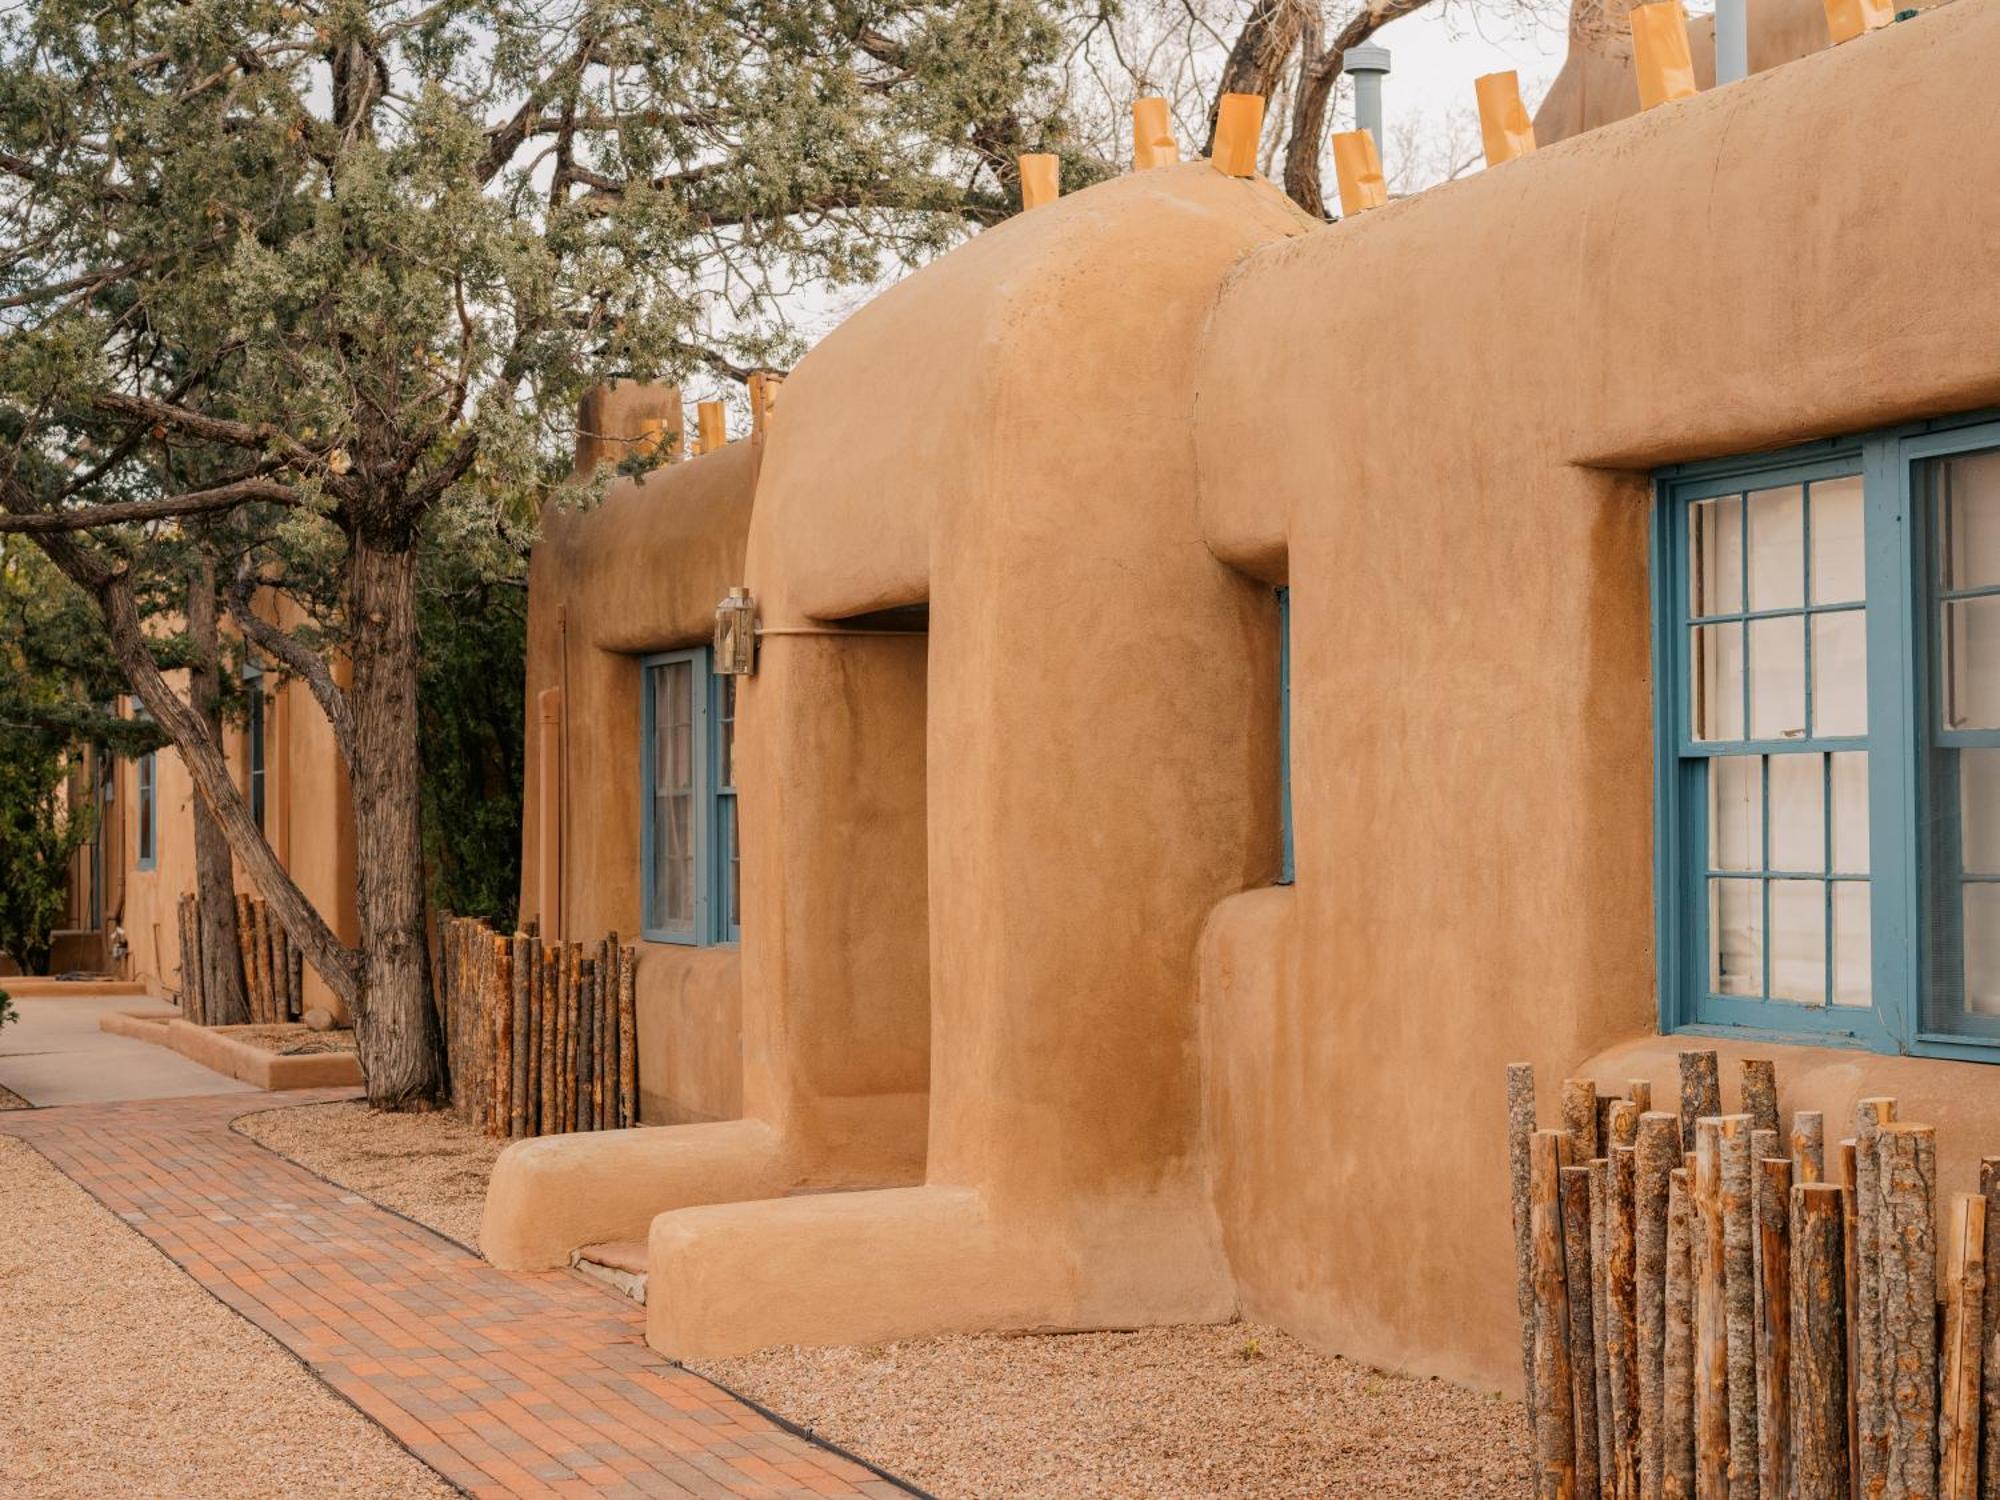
[1238, 1336, 1264, 1362]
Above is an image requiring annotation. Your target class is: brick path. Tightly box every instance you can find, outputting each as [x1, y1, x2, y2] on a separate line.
[0, 1091, 915, 1500]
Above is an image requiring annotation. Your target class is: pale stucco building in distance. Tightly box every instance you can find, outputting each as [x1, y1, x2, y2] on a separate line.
[488, 0, 2000, 1394]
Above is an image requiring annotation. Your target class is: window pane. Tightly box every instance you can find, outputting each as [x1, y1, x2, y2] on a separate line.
[1710, 878, 1763, 997]
[1769, 879, 1825, 1005]
[1748, 485, 1805, 611]
[1832, 882, 1872, 1007]
[1809, 476, 1866, 604]
[1690, 496, 1744, 617]
[1966, 885, 2000, 1017]
[1831, 751, 1869, 874]
[1768, 753, 1823, 873]
[1963, 748, 2000, 875]
[1939, 447, 2000, 591]
[1708, 756, 1761, 871]
[1749, 615, 1805, 741]
[717, 676, 736, 789]
[1940, 596, 2000, 731]
[1693, 623, 1745, 741]
[1811, 610, 1868, 737]
[655, 792, 693, 925]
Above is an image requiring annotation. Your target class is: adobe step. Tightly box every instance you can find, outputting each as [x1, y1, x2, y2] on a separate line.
[569, 1240, 647, 1304]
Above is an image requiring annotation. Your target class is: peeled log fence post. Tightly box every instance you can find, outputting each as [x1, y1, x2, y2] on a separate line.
[1561, 1163, 1604, 1500]
[1739, 1059, 1778, 1140]
[234, 893, 258, 1024]
[1695, 1118, 1730, 1500]
[1679, 1052, 1721, 1163]
[1854, 1097, 1897, 1498]
[1610, 1143, 1641, 1500]
[1566, 1078, 1600, 1162]
[1940, 1192, 1985, 1500]
[1981, 1158, 2000, 1500]
[1790, 1183, 1850, 1500]
[540, 944, 557, 1133]
[1629, 1079, 1655, 1116]
[1840, 1138, 1860, 1494]
[1638, 1112, 1679, 1500]
[1755, 1156, 1791, 1500]
[1791, 1112, 1825, 1185]
[1718, 1115, 1756, 1500]
[618, 945, 638, 1128]
[1876, 1123, 1937, 1500]
[1664, 1168, 1697, 1500]
[1592, 1157, 1616, 1492]
[492, 934, 513, 1139]
[1532, 1130, 1579, 1500]
[251, 898, 273, 1026]
[511, 935, 530, 1139]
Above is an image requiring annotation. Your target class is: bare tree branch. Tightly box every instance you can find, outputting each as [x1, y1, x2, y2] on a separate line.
[0, 476, 297, 533]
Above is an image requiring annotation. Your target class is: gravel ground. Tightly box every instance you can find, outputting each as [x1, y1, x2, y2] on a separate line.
[0, 1084, 28, 1109]
[0, 1135, 456, 1500]
[235, 1098, 505, 1248]
[238, 1103, 1530, 1497]
[699, 1325, 1529, 1499]
[229, 1024, 358, 1056]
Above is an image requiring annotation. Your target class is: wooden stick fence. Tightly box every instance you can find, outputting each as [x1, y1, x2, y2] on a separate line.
[1508, 1050, 2000, 1500]
[434, 915, 638, 1138]
[175, 891, 304, 1025]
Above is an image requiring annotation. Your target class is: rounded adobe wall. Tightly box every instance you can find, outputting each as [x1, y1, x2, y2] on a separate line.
[1191, 0, 2000, 1391]
[748, 161, 1316, 623]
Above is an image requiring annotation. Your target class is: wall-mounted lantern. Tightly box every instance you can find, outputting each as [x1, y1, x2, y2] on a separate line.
[715, 586, 757, 675]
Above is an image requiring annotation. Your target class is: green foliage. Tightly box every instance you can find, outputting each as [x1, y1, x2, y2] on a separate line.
[418, 551, 526, 927]
[0, 719, 92, 975]
[0, 989, 15, 1032]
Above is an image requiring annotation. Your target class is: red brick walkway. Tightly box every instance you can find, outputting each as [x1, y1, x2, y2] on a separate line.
[0, 1091, 915, 1500]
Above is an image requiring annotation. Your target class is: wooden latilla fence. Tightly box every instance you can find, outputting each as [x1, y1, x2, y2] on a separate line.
[175, 891, 304, 1025]
[1508, 1050, 2000, 1500]
[434, 916, 638, 1138]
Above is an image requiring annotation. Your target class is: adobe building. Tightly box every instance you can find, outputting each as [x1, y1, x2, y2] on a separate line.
[489, 0, 2000, 1396]
[43, 605, 358, 1019]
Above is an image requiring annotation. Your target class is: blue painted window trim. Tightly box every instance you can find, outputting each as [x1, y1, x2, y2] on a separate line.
[1653, 411, 2000, 1063]
[135, 748, 158, 872]
[639, 648, 738, 946]
[1277, 586, 1294, 886]
[244, 664, 267, 833]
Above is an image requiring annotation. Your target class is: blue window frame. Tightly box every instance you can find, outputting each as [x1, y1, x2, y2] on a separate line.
[1654, 413, 2000, 1061]
[135, 748, 158, 872]
[1278, 586, 1294, 886]
[244, 664, 267, 833]
[639, 648, 738, 945]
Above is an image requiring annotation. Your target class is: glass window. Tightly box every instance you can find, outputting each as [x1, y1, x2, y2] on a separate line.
[244, 665, 267, 833]
[135, 750, 157, 871]
[1658, 418, 2000, 1060]
[1923, 447, 2000, 1035]
[640, 648, 740, 946]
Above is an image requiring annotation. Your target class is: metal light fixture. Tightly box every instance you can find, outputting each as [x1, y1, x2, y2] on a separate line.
[714, 586, 757, 675]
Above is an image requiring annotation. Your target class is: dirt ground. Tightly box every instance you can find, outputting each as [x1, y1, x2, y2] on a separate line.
[234, 1097, 504, 1248]
[244, 1099, 1533, 1497]
[702, 1327, 1529, 1499]
[229, 1023, 358, 1056]
[0, 1083, 28, 1109]
[0, 1134, 456, 1500]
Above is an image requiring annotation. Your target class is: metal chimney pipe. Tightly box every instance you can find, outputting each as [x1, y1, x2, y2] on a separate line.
[1715, 0, 1748, 82]
[1344, 44, 1392, 150]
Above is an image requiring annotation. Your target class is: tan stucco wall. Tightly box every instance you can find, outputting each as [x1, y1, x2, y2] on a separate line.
[515, 439, 757, 1128]
[1533, 0, 1944, 146]
[638, 160, 1315, 1357]
[1194, 0, 2000, 1391]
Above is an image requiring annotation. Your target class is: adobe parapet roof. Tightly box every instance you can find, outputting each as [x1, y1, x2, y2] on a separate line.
[748, 160, 1315, 622]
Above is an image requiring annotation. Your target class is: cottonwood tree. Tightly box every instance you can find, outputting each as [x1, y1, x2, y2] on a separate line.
[0, 0, 1080, 1106]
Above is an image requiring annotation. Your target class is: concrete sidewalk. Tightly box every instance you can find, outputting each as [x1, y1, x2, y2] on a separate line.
[0, 990, 257, 1106]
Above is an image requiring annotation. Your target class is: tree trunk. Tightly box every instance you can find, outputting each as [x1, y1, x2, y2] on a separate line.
[186, 547, 249, 1026]
[347, 529, 446, 1109]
